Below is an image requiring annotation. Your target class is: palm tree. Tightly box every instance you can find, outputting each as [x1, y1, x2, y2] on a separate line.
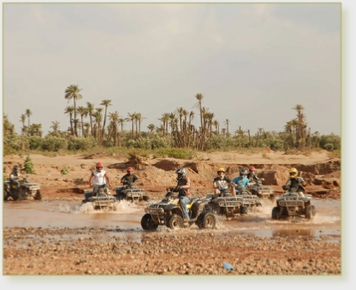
[118, 118, 126, 131]
[158, 113, 170, 135]
[108, 111, 119, 146]
[50, 120, 60, 135]
[86, 102, 95, 136]
[64, 84, 83, 136]
[147, 124, 155, 134]
[77, 106, 88, 137]
[126, 112, 136, 138]
[93, 110, 103, 144]
[25, 109, 32, 136]
[193, 93, 204, 129]
[213, 120, 220, 135]
[100, 99, 112, 138]
[135, 113, 146, 136]
[20, 114, 26, 135]
[64, 106, 75, 136]
[176, 107, 185, 132]
[224, 119, 230, 136]
[3, 113, 15, 135]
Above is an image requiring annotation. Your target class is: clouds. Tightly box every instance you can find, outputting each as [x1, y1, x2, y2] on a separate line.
[3, 3, 340, 136]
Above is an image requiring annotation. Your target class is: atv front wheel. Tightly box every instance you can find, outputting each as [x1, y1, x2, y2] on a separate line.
[4, 190, 9, 201]
[167, 214, 184, 230]
[197, 212, 216, 229]
[271, 206, 280, 220]
[34, 190, 42, 201]
[305, 205, 316, 219]
[141, 214, 159, 231]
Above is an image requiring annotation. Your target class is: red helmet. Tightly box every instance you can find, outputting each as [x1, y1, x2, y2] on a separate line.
[127, 167, 134, 173]
[249, 166, 256, 171]
[96, 162, 103, 168]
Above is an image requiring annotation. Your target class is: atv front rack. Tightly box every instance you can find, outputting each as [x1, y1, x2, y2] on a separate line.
[125, 188, 146, 201]
[88, 196, 116, 209]
[213, 196, 243, 208]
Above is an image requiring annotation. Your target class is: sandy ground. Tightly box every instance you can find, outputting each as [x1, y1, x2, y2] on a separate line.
[2, 150, 342, 277]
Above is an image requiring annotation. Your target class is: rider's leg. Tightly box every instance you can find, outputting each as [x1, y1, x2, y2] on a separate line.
[179, 196, 191, 221]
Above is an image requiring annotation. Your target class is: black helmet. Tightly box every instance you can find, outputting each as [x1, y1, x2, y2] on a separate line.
[240, 168, 248, 176]
[13, 165, 19, 170]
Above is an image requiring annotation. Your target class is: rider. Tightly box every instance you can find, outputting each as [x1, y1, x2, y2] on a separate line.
[232, 168, 250, 195]
[213, 167, 233, 197]
[171, 167, 191, 222]
[9, 165, 21, 196]
[247, 166, 260, 184]
[87, 162, 111, 200]
[121, 167, 139, 187]
[282, 168, 306, 197]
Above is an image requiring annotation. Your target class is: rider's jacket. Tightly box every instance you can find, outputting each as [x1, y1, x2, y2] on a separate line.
[92, 170, 107, 186]
[121, 173, 138, 185]
[213, 176, 231, 190]
[284, 177, 305, 192]
[9, 170, 20, 184]
[247, 173, 259, 183]
[177, 177, 191, 198]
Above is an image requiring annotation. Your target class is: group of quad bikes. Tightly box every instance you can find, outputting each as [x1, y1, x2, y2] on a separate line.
[141, 179, 317, 231]
[4, 177, 317, 231]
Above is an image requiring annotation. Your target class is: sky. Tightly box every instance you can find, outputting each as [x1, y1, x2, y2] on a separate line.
[2, 1, 342, 137]
[1, 0, 356, 289]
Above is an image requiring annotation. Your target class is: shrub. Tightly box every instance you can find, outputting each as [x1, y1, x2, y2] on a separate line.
[23, 156, 35, 174]
[67, 136, 97, 151]
[41, 136, 67, 151]
[61, 167, 69, 175]
[28, 136, 43, 150]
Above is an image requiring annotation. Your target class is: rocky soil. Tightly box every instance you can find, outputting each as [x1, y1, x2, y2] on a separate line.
[2, 150, 342, 276]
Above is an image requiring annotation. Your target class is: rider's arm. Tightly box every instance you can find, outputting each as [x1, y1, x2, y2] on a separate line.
[104, 173, 111, 188]
[89, 172, 94, 186]
[133, 175, 139, 183]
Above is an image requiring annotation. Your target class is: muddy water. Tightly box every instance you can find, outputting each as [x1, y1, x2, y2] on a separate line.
[3, 198, 340, 242]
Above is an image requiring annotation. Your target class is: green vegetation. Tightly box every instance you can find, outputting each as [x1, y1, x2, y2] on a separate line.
[61, 167, 69, 175]
[3, 89, 341, 157]
[23, 156, 35, 174]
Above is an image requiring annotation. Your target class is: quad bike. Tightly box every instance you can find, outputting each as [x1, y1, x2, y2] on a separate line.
[271, 187, 316, 220]
[82, 184, 116, 210]
[115, 182, 149, 202]
[205, 190, 262, 218]
[4, 178, 42, 201]
[141, 188, 216, 231]
[249, 178, 275, 200]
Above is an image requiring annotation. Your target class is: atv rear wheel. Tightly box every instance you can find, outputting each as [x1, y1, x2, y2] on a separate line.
[34, 190, 42, 201]
[305, 205, 316, 219]
[272, 206, 280, 220]
[196, 212, 216, 229]
[141, 214, 159, 231]
[167, 214, 184, 230]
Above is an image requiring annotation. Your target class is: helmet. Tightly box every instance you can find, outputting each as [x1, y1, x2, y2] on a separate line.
[96, 162, 103, 168]
[289, 167, 298, 178]
[13, 165, 19, 170]
[175, 168, 187, 177]
[249, 166, 256, 171]
[240, 168, 248, 176]
[127, 167, 134, 173]
[217, 167, 225, 173]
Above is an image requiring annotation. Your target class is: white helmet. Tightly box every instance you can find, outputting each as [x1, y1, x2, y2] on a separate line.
[175, 167, 187, 178]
